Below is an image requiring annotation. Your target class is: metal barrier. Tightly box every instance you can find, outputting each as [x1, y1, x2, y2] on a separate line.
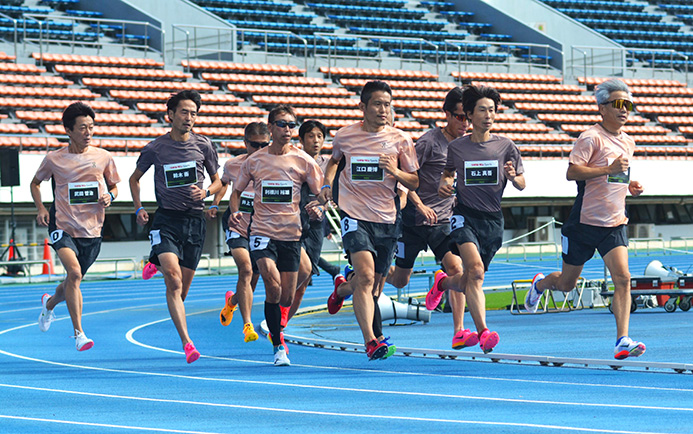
[509, 277, 587, 315]
[0, 259, 51, 282]
[446, 39, 561, 76]
[629, 237, 666, 256]
[93, 257, 138, 279]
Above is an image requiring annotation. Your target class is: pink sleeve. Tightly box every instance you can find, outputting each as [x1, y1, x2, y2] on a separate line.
[331, 133, 343, 161]
[34, 155, 52, 182]
[234, 158, 251, 193]
[569, 135, 595, 166]
[306, 156, 323, 195]
[104, 155, 121, 186]
[398, 135, 420, 172]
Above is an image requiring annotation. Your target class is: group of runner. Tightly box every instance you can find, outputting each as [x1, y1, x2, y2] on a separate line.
[33, 76, 646, 364]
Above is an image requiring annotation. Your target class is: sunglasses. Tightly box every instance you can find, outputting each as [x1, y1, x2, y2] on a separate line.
[247, 140, 269, 148]
[273, 120, 298, 129]
[604, 99, 634, 111]
[451, 112, 467, 122]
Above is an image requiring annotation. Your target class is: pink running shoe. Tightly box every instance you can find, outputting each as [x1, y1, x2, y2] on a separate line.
[479, 329, 499, 353]
[452, 329, 479, 350]
[142, 262, 158, 280]
[327, 274, 346, 314]
[425, 270, 447, 310]
[184, 342, 200, 363]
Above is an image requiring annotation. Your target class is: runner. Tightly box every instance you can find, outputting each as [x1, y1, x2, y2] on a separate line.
[384, 87, 473, 349]
[318, 81, 419, 361]
[34, 102, 121, 351]
[427, 84, 525, 353]
[206, 122, 270, 343]
[229, 105, 322, 366]
[129, 90, 221, 363]
[524, 78, 646, 360]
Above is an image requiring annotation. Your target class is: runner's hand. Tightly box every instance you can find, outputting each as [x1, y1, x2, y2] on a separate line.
[417, 203, 438, 225]
[228, 211, 242, 227]
[36, 208, 49, 227]
[608, 155, 629, 175]
[503, 161, 517, 181]
[136, 209, 149, 226]
[628, 181, 644, 197]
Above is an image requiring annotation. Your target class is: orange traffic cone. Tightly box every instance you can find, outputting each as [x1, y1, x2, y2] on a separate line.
[8, 238, 14, 260]
[42, 238, 54, 275]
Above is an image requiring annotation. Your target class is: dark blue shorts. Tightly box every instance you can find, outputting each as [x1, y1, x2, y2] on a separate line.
[448, 204, 503, 271]
[49, 230, 101, 276]
[561, 222, 628, 266]
[395, 224, 451, 269]
[340, 212, 398, 276]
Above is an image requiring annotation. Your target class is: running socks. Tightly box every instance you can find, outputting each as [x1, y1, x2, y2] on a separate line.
[372, 296, 383, 339]
[264, 302, 282, 346]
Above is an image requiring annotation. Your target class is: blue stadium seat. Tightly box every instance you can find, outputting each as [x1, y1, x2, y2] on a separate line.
[329, 15, 447, 31]
[349, 26, 468, 41]
[306, 3, 425, 19]
[206, 7, 315, 23]
[228, 20, 337, 34]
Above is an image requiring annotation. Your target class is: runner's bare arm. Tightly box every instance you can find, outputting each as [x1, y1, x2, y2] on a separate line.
[438, 169, 456, 198]
[129, 168, 149, 226]
[567, 156, 629, 181]
[206, 182, 228, 220]
[407, 190, 437, 224]
[379, 154, 418, 191]
[227, 188, 242, 226]
[99, 184, 118, 207]
[30, 176, 49, 227]
[504, 161, 525, 191]
[317, 156, 340, 204]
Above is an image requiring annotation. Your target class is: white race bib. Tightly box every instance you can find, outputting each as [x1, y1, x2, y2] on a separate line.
[149, 229, 161, 246]
[464, 160, 499, 186]
[340, 217, 358, 235]
[250, 235, 270, 251]
[450, 215, 465, 232]
[68, 181, 99, 205]
[225, 230, 241, 241]
[164, 161, 197, 188]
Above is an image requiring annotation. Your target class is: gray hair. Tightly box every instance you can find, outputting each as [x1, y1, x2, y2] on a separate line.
[594, 78, 632, 105]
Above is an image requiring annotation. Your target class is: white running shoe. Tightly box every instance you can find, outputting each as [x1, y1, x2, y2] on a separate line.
[273, 345, 290, 366]
[38, 293, 55, 332]
[524, 273, 545, 313]
[74, 330, 94, 351]
[614, 337, 646, 360]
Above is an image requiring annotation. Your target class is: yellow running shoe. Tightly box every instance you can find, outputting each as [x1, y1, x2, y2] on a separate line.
[243, 322, 259, 342]
[220, 291, 237, 326]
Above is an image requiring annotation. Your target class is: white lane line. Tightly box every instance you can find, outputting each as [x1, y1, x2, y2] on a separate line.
[0, 414, 222, 434]
[4, 313, 693, 398]
[0, 385, 678, 434]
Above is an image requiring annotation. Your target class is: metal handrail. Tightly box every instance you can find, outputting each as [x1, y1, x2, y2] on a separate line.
[446, 39, 561, 76]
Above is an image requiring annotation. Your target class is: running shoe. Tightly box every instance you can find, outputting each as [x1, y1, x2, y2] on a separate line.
[268, 332, 288, 354]
[74, 330, 94, 352]
[425, 270, 448, 310]
[184, 342, 200, 363]
[142, 261, 158, 280]
[273, 345, 290, 366]
[243, 322, 259, 343]
[219, 290, 237, 326]
[478, 329, 499, 354]
[327, 274, 346, 314]
[365, 339, 388, 361]
[380, 337, 396, 360]
[524, 273, 545, 313]
[452, 329, 479, 350]
[614, 336, 646, 360]
[38, 293, 55, 332]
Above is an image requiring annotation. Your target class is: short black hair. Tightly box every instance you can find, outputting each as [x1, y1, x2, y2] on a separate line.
[62, 102, 95, 130]
[244, 121, 269, 140]
[298, 120, 327, 140]
[360, 80, 392, 105]
[462, 85, 501, 117]
[166, 90, 202, 114]
[268, 104, 296, 124]
[443, 87, 465, 113]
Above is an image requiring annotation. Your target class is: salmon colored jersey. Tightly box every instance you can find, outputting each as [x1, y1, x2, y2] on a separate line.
[331, 122, 419, 224]
[221, 153, 253, 238]
[234, 145, 322, 241]
[35, 146, 120, 238]
[568, 124, 636, 227]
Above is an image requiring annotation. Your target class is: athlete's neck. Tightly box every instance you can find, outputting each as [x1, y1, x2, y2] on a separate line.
[269, 141, 290, 155]
[68, 142, 88, 154]
[170, 129, 191, 142]
[470, 129, 490, 143]
[362, 119, 386, 133]
[441, 125, 457, 142]
[599, 122, 621, 136]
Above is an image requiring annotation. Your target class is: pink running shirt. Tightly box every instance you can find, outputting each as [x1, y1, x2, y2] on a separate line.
[221, 153, 253, 238]
[331, 122, 419, 224]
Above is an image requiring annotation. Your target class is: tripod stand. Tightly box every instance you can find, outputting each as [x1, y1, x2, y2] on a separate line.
[1, 186, 25, 276]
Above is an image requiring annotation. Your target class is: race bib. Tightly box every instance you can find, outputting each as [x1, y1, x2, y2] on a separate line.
[606, 158, 630, 184]
[351, 156, 383, 181]
[164, 161, 197, 188]
[340, 217, 358, 235]
[250, 235, 270, 251]
[450, 215, 465, 232]
[562, 234, 569, 255]
[261, 180, 292, 204]
[464, 160, 498, 186]
[395, 241, 405, 259]
[149, 229, 161, 246]
[68, 181, 99, 205]
[239, 191, 254, 213]
[225, 229, 241, 241]
[50, 229, 64, 243]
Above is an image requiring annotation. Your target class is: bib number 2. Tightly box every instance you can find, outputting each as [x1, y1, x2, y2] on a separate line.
[450, 215, 465, 232]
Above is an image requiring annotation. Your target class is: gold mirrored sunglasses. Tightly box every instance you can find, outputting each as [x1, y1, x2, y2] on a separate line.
[604, 98, 634, 111]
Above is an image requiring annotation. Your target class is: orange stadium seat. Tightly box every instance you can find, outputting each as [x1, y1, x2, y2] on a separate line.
[0, 62, 45, 74]
[82, 78, 218, 92]
[193, 116, 265, 127]
[657, 116, 693, 125]
[0, 85, 98, 99]
[630, 86, 693, 96]
[0, 74, 73, 86]
[110, 90, 242, 104]
[452, 71, 562, 83]
[227, 84, 353, 97]
[137, 103, 267, 116]
[340, 78, 456, 91]
[182, 60, 305, 75]
[54, 64, 192, 80]
[33, 53, 164, 68]
[578, 77, 685, 88]
[252, 95, 358, 108]
[201, 73, 328, 86]
[0, 98, 127, 111]
[293, 108, 363, 119]
[319, 66, 438, 80]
